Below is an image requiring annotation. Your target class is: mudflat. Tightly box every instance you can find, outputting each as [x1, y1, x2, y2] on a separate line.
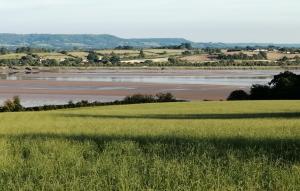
[1, 68, 290, 106]
[0, 79, 243, 102]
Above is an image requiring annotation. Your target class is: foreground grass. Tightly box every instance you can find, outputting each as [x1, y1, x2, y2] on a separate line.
[0, 101, 299, 190]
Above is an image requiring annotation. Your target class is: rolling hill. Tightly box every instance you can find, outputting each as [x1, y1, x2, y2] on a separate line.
[0, 33, 300, 50]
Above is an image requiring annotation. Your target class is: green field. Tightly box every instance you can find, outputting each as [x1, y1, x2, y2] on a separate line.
[0, 101, 299, 190]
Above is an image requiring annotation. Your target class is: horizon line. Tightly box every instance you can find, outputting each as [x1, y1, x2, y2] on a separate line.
[1, 33, 300, 45]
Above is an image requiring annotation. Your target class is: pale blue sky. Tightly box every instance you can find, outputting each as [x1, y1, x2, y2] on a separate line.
[0, 0, 299, 43]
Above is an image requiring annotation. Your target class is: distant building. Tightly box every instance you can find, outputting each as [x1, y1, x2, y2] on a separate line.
[82, 59, 88, 63]
[254, 49, 268, 52]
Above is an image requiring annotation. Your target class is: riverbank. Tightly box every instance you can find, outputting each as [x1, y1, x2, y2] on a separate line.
[2, 65, 300, 73]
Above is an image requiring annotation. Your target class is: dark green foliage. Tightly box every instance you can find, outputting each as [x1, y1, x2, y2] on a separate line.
[168, 57, 179, 64]
[2, 96, 23, 112]
[139, 49, 145, 58]
[202, 48, 221, 54]
[157, 43, 193, 50]
[0, 93, 179, 113]
[227, 90, 249, 100]
[20, 54, 40, 66]
[87, 51, 99, 63]
[144, 60, 153, 65]
[114, 45, 135, 50]
[156, 92, 176, 102]
[0, 47, 9, 55]
[279, 56, 289, 62]
[61, 58, 82, 66]
[229, 71, 300, 100]
[250, 85, 272, 100]
[258, 51, 268, 59]
[182, 51, 192, 56]
[217, 52, 267, 60]
[16, 47, 52, 53]
[123, 94, 156, 104]
[269, 71, 300, 99]
[109, 53, 121, 65]
[60, 50, 68, 55]
[42, 59, 59, 66]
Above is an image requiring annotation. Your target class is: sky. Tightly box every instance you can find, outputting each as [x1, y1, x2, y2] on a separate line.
[0, 0, 299, 43]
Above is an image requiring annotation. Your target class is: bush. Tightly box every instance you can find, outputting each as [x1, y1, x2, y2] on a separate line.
[227, 90, 249, 101]
[123, 94, 156, 104]
[156, 92, 176, 102]
[2, 96, 23, 112]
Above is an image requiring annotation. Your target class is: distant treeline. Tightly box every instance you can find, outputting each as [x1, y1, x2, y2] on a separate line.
[217, 51, 268, 60]
[153, 43, 193, 50]
[0, 47, 54, 54]
[0, 93, 180, 113]
[228, 71, 300, 100]
[1, 45, 300, 68]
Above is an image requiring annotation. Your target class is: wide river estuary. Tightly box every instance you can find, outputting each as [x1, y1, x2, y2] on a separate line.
[0, 69, 298, 107]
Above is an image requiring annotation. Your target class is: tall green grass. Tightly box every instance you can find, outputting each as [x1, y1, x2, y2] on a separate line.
[0, 101, 299, 190]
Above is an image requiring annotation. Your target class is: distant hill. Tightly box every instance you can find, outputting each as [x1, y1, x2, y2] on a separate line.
[0, 33, 300, 49]
[0, 34, 190, 50]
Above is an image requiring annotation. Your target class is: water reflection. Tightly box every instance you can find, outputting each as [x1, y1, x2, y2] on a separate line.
[0, 72, 280, 86]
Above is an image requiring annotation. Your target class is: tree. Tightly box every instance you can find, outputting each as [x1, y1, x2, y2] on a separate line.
[12, 96, 23, 111]
[168, 57, 178, 65]
[60, 50, 68, 55]
[109, 53, 121, 65]
[0, 47, 9, 55]
[258, 51, 268, 59]
[139, 49, 145, 58]
[2, 96, 23, 112]
[182, 51, 192, 56]
[87, 51, 99, 63]
[250, 85, 272, 100]
[20, 54, 39, 66]
[279, 56, 289, 62]
[101, 55, 110, 64]
[230, 71, 300, 100]
[269, 71, 300, 99]
[156, 93, 176, 102]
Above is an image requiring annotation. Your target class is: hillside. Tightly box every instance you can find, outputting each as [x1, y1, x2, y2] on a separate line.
[1, 33, 300, 50]
[0, 34, 190, 50]
[0, 101, 299, 190]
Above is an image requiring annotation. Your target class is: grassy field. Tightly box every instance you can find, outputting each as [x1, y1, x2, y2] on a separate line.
[0, 53, 26, 59]
[0, 101, 299, 190]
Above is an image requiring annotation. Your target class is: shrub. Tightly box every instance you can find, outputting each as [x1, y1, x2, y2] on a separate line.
[156, 92, 176, 102]
[250, 85, 272, 100]
[227, 90, 249, 101]
[12, 96, 23, 111]
[123, 94, 156, 104]
[2, 96, 23, 112]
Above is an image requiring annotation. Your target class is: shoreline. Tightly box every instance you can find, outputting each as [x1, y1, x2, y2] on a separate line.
[1, 65, 300, 74]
